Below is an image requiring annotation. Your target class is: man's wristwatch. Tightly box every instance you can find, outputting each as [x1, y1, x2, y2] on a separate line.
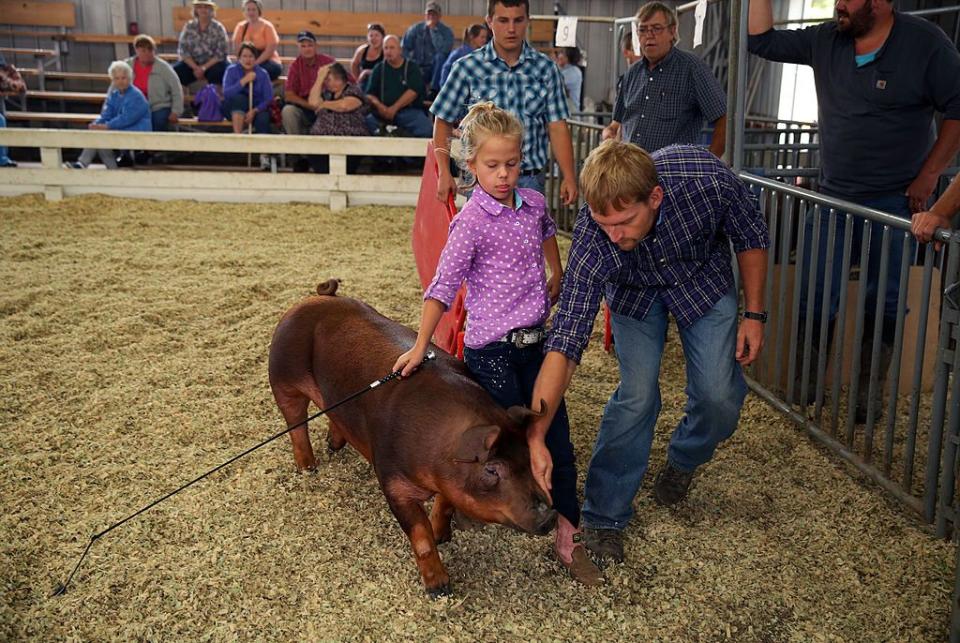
[742, 310, 768, 323]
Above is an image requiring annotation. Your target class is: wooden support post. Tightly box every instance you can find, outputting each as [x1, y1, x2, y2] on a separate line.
[40, 147, 63, 201]
[109, 0, 129, 61]
[329, 154, 348, 211]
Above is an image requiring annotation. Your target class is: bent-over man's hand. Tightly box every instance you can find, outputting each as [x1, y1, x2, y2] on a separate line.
[528, 435, 553, 506]
[736, 318, 764, 366]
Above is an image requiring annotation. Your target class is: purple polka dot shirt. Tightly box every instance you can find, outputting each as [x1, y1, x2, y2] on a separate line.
[424, 185, 557, 349]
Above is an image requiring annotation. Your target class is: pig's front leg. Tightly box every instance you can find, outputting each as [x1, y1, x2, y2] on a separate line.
[429, 494, 455, 544]
[382, 477, 450, 597]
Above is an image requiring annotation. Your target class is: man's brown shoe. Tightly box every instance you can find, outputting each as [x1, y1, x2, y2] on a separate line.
[583, 527, 625, 565]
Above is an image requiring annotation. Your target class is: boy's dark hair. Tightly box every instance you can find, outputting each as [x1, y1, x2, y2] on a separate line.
[486, 0, 529, 18]
[564, 46, 581, 66]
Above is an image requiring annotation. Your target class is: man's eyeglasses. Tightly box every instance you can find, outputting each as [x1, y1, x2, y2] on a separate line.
[637, 24, 668, 35]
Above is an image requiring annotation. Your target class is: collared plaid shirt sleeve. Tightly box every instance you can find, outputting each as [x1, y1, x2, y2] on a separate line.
[545, 209, 610, 363]
[719, 166, 770, 253]
[430, 54, 471, 123]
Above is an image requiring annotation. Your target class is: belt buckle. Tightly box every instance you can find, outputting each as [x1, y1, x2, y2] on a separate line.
[512, 328, 542, 349]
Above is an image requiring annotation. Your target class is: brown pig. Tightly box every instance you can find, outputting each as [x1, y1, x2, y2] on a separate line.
[267, 280, 557, 596]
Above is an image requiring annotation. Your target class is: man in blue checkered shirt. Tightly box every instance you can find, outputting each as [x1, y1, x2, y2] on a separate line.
[429, 0, 577, 205]
[602, 2, 727, 157]
[526, 141, 769, 565]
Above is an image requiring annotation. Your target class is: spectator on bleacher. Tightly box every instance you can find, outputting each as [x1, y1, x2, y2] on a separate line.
[401, 1, 454, 96]
[66, 61, 150, 170]
[364, 35, 432, 138]
[602, 2, 726, 158]
[223, 42, 273, 169]
[231, 0, 282, 81]
[554, 46, 583, 114]
[282, 30, 337, 161]
[0, 51, 25, 168]
[174, 0, 229, 87]
[351, 23, 385, 86]
[308, 63, 370, 137]
[438, 23, 488, 89]
[127, 35, 184, 132]
[0, 112, 11, 167]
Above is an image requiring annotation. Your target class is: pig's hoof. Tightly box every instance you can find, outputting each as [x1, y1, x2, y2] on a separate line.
[426, 583, 452, 599]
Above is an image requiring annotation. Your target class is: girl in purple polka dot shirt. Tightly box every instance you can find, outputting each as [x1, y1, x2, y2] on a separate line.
[393, 102, 601, 585]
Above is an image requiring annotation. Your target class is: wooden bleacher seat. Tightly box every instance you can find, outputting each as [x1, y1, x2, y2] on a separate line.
[0, 1, 75, 31]
[171, 7, 554, 45]
[0, 46, 58, 59]
[25, 90, 105, 103]
[17, 69, 110, 83]
[4, 111, 234, 129]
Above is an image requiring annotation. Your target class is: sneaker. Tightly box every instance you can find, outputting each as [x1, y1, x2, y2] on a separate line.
[583, 527, 624, 566]
[653, 462, 695, 507]
[556, 533, 603, 586]
[0, 159, 16, 168]
[63, 161, 85, 169]
[115, 153, 134, 168]
[260, 154, 273, 172]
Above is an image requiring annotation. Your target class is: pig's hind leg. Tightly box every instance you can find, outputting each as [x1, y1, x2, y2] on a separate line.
[382, 477, 451, 597]
[272, 385, 318, 472]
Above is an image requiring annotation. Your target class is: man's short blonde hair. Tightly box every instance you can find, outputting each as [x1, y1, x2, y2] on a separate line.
[580, 140, 659, 212]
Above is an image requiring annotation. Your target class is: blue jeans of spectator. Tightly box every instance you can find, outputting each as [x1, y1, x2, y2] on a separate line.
[222, 94, 271, 133]
[0, 112, 9, 164]
[464, 340, 580, 526]
[581, 289, 747, 530]
[260, 59, 282, 81]
[365, 107, 432, 138]
[151, 107, 171, 132]
[173, 60, 227, 86]
[798, 193, 914, 337]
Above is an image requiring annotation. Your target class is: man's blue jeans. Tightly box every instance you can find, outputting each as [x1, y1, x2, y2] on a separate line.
[798, 193, 914, 331]
[151, 107, 171, 132]
[365, 107, 433, 138]
[582, 289, 747, 530]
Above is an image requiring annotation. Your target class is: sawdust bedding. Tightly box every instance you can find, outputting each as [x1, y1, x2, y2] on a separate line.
[0, 194, 952, 641]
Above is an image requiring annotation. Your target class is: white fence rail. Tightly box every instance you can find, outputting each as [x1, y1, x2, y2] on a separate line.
[0, 129, 432, 209]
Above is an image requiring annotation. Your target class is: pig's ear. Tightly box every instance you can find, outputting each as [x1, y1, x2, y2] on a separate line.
[453, 425, 501, 464]
[505, 400, 548, 427]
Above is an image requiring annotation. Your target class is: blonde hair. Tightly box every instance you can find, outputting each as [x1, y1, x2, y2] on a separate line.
[580, 140, 659, 212]
[457, 101, 523, 190]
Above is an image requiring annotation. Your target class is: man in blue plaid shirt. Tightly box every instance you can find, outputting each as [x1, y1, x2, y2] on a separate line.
[429, 0, 577, 205]
[526, 141, 770, 565]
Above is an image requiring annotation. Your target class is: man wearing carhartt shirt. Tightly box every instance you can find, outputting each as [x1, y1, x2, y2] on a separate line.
[747, 0, 960, 421]
[526, 141, 769, 566]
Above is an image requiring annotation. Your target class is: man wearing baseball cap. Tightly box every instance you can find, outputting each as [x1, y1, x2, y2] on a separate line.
[282, 30, 339, 170]
[401, 1, 453, 96]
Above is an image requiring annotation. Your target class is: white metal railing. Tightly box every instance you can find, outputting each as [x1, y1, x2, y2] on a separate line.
[0, 129, 434, 209]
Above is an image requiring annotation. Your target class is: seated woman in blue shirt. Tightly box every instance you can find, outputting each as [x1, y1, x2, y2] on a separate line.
[66, 60, 151, 169]
[222, 41, 273, 136]
[437, 23, 488, 90]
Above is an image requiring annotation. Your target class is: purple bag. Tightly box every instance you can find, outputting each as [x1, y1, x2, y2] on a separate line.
[192, 84, 222, 122]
